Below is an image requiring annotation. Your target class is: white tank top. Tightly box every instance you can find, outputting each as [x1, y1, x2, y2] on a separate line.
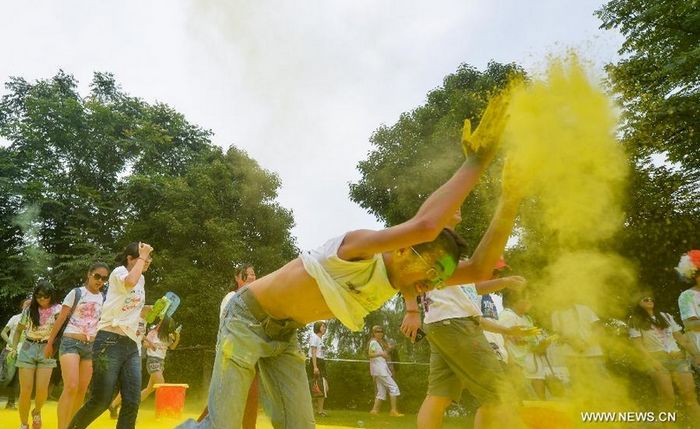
[300, 234, 396, 331]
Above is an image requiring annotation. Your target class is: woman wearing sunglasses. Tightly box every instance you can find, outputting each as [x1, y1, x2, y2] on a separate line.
[10, 280, 61, 429]
[629, 294, 700, 424]
[43, 262, 109, 429]
[67, 242, 153, 429]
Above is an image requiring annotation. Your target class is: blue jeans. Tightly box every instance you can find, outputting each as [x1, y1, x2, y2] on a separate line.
[67, 331, 141, 429]
[177, 288, 315, 429]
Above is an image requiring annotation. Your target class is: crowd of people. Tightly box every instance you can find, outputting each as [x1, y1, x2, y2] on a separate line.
[0, 242, 185, 429]
[1, 89, 699, 429]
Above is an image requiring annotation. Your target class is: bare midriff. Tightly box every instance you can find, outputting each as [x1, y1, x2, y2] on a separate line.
[248, 258, 334, 324]
[63, 332, 91, 342]
[99, 325, 128, 337]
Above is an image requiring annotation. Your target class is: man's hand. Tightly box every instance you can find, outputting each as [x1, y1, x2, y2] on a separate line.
[313, 366, 320, 376]
[140, 305, 153, 319]
[401, 312, 421, 343]
[462, 91, 510, 167]
[505, 276, 527, 292]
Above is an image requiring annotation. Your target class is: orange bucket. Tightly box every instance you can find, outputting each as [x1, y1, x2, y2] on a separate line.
[154, 383, 189, 418]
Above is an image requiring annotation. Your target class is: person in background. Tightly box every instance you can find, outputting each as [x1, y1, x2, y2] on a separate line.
[10, 280, 62, 429]
[677, 250, 700, 371]
[198, 264, 259, 428]
[499, 289, 555, 400]
[67, 241, 153, 429]
[1, 299, 31, 410]
[630, 293, 700, 425]
[176, 92, 521, 429]
[140, 318, 181, 402]
[368, 325, 403, 417]
[44, 262, 109, 429]
[308, 321, 329, 417]
[550, 301, 608, 399]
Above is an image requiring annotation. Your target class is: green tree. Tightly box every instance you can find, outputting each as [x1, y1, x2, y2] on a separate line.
[350, 61, 525, 249]
[596, 0, 700, 310]
[121, 146, 297, 346]
[0, 72, 299, 374]
[596, 0, 700, 172]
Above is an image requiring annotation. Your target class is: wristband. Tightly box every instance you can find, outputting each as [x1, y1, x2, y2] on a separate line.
[406, 309, 420, 314]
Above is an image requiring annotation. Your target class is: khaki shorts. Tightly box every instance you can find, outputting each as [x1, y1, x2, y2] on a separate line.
[425, 317, 512, 404]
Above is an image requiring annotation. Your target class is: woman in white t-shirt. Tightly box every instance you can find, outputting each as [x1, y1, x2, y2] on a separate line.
[368, 325, 403, 417]
[44, 262, 109, 429]
[10, 280, 62, 429]
[308, 321, 329, 416]
[67, 241, 153, 429]
[629, 294, 700, 423]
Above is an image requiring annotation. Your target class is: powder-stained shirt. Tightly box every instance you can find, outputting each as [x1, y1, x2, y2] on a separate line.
[97, 265, 145, 344]
[300, 234, 396, 332]
[21, 304, 61, 341]
[423, 284, 481, 324]
[145, 326, 171, 360]
[62, 287, 104, 340]
[499, 308, 539, 368]
[629, 312, 682, 353]
[551, 304, 604, 357]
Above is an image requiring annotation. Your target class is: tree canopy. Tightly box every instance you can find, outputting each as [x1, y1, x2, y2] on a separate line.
[0, 71, 298, 346]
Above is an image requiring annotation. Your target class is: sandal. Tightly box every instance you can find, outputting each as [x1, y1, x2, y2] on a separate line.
[31, 409, 41, 429]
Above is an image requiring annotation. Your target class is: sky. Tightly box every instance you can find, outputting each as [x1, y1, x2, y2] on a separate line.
[0, 0, 624, 251]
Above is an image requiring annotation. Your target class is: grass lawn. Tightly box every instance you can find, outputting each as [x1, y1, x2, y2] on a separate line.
[0, 399, 472, 428]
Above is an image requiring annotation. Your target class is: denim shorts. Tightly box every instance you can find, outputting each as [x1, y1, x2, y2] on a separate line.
[147, 356, 165, 374]
[59, 337, 94, 360]
[16, 340, 56, 369]
[650, 351, 691, 373]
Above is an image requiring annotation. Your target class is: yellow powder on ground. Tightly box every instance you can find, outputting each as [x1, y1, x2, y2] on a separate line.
[0, 402, 357, 429]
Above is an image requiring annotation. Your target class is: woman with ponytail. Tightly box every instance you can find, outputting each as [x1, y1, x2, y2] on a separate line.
[67, 242, 153, 429]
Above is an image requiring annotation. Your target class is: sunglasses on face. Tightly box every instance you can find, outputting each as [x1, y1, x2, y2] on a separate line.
[36, 294, 51, 300]
[410, 247, 446, 289]
[92, 273, 109, 282]
[374, 331, 384, 334]
[641, 297, 654, 303]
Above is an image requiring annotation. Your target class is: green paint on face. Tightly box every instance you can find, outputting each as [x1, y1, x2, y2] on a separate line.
[435, 254, 458, 280]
